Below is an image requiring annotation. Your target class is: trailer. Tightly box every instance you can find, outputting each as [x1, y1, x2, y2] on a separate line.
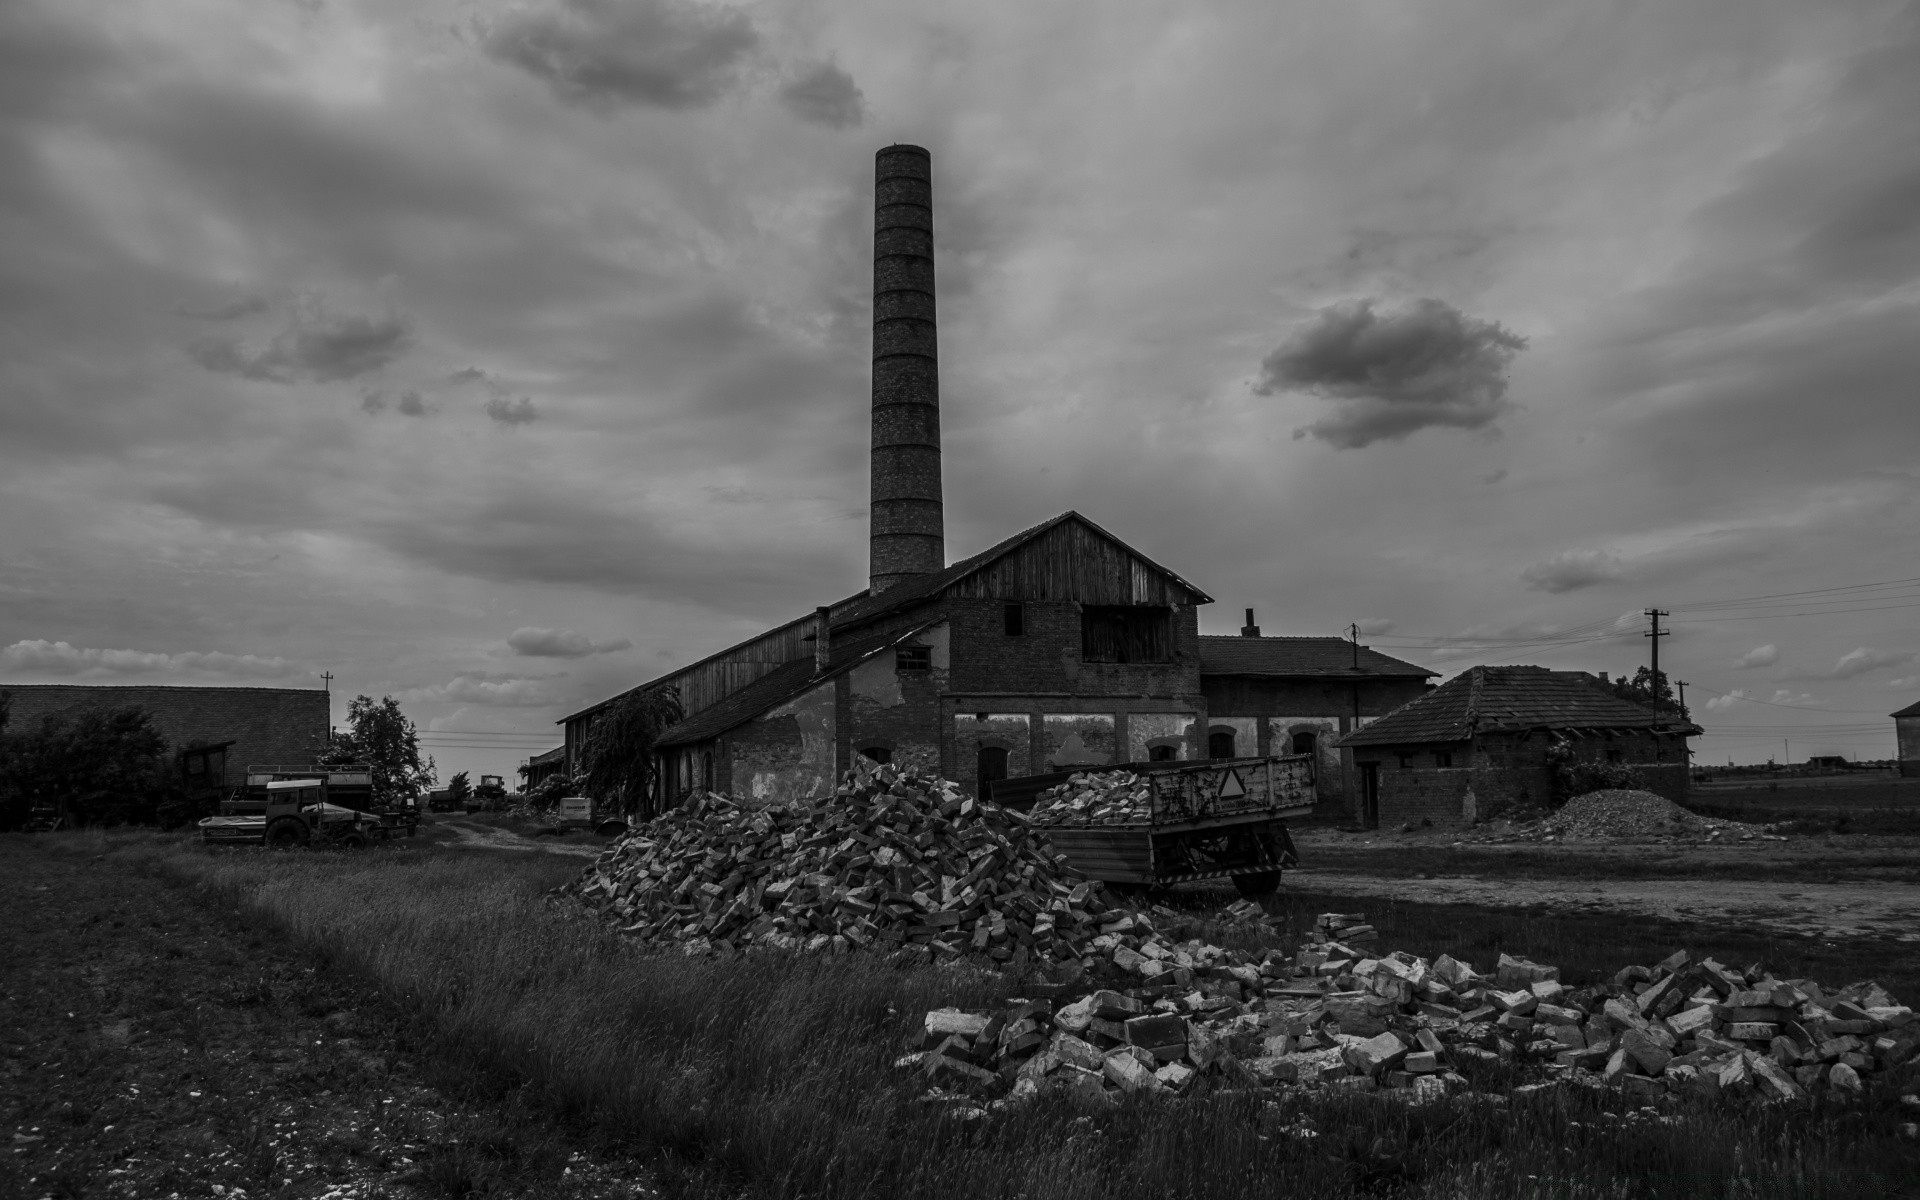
[197, 763, 416, 845]
[988, 755, 1313, 897]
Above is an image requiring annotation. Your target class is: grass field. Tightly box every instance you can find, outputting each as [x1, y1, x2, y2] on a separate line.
[29, 831, 1913, 1200]
[1684, 777, 1920, 836]
[1300, 843, 1920, 886]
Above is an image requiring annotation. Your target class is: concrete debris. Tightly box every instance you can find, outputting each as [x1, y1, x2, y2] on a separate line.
[1457, 789, 1786, 844]
[565, 766, 1120, 967]
[1028, 770, 1154, 826]
[899, 914, 1920, 1112]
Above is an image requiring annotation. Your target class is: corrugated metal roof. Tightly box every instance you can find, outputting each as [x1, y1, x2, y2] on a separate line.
[1339, 666, 1701, 747]
[1198, 636, 1435, 679]
[652, 621, 938, 749]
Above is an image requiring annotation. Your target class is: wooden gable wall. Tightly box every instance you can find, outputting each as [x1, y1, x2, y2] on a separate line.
[942, 518, 1205, 607]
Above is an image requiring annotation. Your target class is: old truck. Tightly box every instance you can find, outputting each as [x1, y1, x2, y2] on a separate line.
[986, 755, 1313, 897]
[197, 763, 415, 846]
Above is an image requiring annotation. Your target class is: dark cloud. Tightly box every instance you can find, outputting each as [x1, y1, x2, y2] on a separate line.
[1256, 297, 1526, 448]
[0, 638, 299, 679]
[397, 390, 427, 417]
[1520, 549, 1623, 593]
[449, 367, 487, 383]
[484, 0, 758, 113]
[189, 301, 412, 383]
[506, 626, 631, 657]
[779, 62, 864, 129]
[360, 389, 387, 413]
[485, 396, 537, 424]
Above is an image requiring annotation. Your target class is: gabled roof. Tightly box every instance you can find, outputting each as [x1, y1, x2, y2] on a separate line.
[1199, 636, 1435, 679]
[1892, 700, 1920, 719]
[827, 510, 1213, 631]
[652, 620, 938, 749]
[561, 510, 1211, 726]
[1339, 665, 1701, 747]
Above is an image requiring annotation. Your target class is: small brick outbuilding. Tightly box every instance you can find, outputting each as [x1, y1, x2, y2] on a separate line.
[1894, 699, 1920, 778]
[1336, 666, 1699, 829]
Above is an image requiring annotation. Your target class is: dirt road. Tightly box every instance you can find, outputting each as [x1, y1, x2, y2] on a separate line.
[1285, 866, 1920, 942]
[429, 817, 605, 858]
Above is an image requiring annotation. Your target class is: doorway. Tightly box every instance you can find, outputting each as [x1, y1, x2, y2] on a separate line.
[976, 745, 1009, 801]
[1358, 762, 1380, 829]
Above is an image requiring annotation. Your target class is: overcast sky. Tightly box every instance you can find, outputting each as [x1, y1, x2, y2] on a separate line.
[3, 0, 1918, 781]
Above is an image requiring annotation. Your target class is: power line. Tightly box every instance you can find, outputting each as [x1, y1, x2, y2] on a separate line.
[1674, 575, 1920, 609]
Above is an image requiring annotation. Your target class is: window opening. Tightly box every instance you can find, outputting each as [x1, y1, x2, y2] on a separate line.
[860, 746, 892, 765]
[1148, 744, 1177, 762]
[1208, 730, 1236, 760]
[1003, 604, 1025, 636]
[1290, 731, 1317, 756]
[1434, 750, 1453, 768]
[702, 752, 714, 792]
[896, 644, 931, 672]
[1081, 606, 1173, 664]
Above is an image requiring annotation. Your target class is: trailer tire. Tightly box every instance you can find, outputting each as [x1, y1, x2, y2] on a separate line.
[266, 818, 308, 849]
[1233, 870, 1282, 897]
[338, 829, 371, 850]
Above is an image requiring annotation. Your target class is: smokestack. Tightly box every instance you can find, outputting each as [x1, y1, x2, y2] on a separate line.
[869, 144, 944, 595]
[814, 606, 832, 675]
[1241, 609, 1261, 638]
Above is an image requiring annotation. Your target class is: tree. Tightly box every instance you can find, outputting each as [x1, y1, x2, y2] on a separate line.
[446, 770, 472, 807]
[0, 705, 169, 828]
[578, 687, 681, 818]
[1611, 667, 1689, 720]
[324, 695, 436, 808]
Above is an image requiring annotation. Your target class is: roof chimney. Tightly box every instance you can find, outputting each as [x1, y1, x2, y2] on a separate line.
[869, 144, 944, 595]
[1241, 608, 1261, 637]
[814, 606, 832, 675]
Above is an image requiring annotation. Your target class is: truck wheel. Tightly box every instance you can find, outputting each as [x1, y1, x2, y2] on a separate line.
[266, 818, 308, 849]
[1233, 871, 1282, 897]
[338, 829, 370, 850]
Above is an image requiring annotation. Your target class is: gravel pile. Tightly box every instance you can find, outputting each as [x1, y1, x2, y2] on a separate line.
[1540, 789, 1769, 841]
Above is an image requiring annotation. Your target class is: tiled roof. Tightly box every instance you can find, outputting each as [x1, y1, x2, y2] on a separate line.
[1892, 700, 1920, 719]
[528, 745, 566, 766]
[1199, 636, 1435, 679]
[1339, 666, 1701, 747]
[652, 621, 938, 748]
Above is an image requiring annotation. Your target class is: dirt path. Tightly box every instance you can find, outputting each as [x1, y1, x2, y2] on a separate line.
[0, 838, 648, 1200]
[430, 818, 604, 858]
[1284, 866, 1920, 942]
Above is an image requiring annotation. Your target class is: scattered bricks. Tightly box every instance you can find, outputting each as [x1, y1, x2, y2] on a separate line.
[1728, 1023, 1780, 1043]
[1534, 1002, 1584, 1026]
[1829, 1062, 1864, 1095]
[1416, 1028, 1447, 1056]
[1411, 1075, 1450, 1103]
[1614, 964, 1653, 988]
[1620, 1074, 1667, 1100]
[1491, 990, 1540, 1016]
[1089, 990, 1143, 1020]
[927, 1053, 997, 1086]
[1052, 1033, 1105, 1072]
[1768, 1036, 1802, 1068]
[1547, 1024, 1586, 1051]
[1496, 1012, 1535, 1036]
[1432, 954, 1480, 987]
[1496, 953, 1560, 989]
[1404, 1051, 1440, 1073]
[1750, 1054, 1804, 1101]
[1343, 1032, 1409, 1076]
[1654, 950, 1691, 977]
[1088, 1018, 1128, 1044]
[1155, 1061, 1196, 1090]
[1248, 1057, 1299, 1084]
[1603, 1048, 1629, 1082]
[1112, 945, 1147, 973]
[1621, 1029, 1672, 1076]
[1263, 1033, 1294, 1058]
[1124, 1013, 1188, 1050]
[1715, 1054, 1754, 1092]
[1604, 998, 1651, 1033]
[1667, 1004, 1717, 1038]
[1720, 1005, 1795, 1025]
[927, 1009, 991, 1038]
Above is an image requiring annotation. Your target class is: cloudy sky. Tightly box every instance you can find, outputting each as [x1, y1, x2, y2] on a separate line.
[3, 0, 1918, 780]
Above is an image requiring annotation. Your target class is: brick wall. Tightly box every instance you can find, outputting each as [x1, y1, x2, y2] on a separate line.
[0, 684, 328, 788]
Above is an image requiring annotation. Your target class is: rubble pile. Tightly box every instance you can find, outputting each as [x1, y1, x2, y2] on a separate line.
[1541, 789, 1769, 841]
[566, 767, 1122, 966]
[1029, 770, 1153, 826]
[900, 912, 1920, 1110]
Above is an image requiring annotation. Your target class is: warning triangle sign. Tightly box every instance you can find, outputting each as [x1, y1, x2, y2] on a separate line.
[1218, 768, 1246, 799]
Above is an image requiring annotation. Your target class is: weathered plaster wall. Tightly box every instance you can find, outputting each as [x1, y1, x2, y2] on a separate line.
[847, 622, 948, 778]
[1126, 712, 1195, 761]
[1266, 715, 1344, 798]
[730, 680, 837, 806]
[952, 712, 1033, 793]
[1044, 713, 1117, 768]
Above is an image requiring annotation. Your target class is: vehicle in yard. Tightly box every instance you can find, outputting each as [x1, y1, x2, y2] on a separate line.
[197, 763, 415, 846]
[985, 755, 1312, 897]
[554, 795, 629, 837]
[424, 787, 462, 813]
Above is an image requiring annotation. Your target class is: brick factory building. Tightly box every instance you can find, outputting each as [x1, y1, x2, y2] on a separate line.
[1336, 666, 1701, 829]
[561, 145, 1433, 822]
[0, 683, 329, 790]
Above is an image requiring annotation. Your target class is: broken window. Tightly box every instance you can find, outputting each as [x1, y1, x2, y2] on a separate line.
[1208, 730, 1236, 759]
[1148, 744, 1178, 762]
[895, 644, 931, 672]
[1081, 606, 1173, 664]
[860, 746, 892, 765]
[1003, 603, 1025, 636]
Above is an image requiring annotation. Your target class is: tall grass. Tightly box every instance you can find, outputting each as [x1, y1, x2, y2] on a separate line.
[64, 835, 1920, 1199]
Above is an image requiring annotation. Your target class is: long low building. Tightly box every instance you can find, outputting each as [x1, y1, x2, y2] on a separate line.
[0, 683, 329, 790]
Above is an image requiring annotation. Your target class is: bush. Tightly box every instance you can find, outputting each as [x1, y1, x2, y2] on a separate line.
[0, 704, 170, 828]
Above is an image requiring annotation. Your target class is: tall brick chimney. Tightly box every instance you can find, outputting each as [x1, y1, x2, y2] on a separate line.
[869, 144, 944, 595]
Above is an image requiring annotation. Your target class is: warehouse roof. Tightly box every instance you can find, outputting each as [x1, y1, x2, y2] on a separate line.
[1198, 636, 1435, 679]
[1339, 665, 1700, 747]
[652, 620, 939, 749]
[1892, 700, 1920, 718]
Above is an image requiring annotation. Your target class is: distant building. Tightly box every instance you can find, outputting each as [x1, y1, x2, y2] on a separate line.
[1895, 700, 1920, 778]
[0, 684, 327, 790]
[1337, 666, 1700, 829]
[524, 745, 568, 791]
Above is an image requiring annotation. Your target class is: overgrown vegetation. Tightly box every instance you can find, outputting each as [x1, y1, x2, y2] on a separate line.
[0, 698, 178, 829]
[319, 694, 435, 808]
[577, 686, 681, 820]
[58, 834, 1920, 1200]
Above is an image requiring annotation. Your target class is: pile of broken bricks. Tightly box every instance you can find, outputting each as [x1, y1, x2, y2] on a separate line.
[1027, 770, 1155, 827]
[899, 914, 1920, 1111]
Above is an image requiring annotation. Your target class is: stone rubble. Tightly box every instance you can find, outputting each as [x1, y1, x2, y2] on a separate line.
[900, 913, 1920, 1111]
[1027, 769, 1154, 826]
[1450, 789, 1788, 845]
[565, 766, 1130, 967]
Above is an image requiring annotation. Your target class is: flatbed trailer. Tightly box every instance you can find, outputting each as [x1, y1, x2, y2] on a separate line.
[989, 755, 1312, 896]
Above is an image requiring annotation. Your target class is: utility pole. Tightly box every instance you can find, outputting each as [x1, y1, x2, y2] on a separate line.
[1644, 609, 1669, 703]
[1348, 622, 1361, 671]
[1676, 680, 1688, 715]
